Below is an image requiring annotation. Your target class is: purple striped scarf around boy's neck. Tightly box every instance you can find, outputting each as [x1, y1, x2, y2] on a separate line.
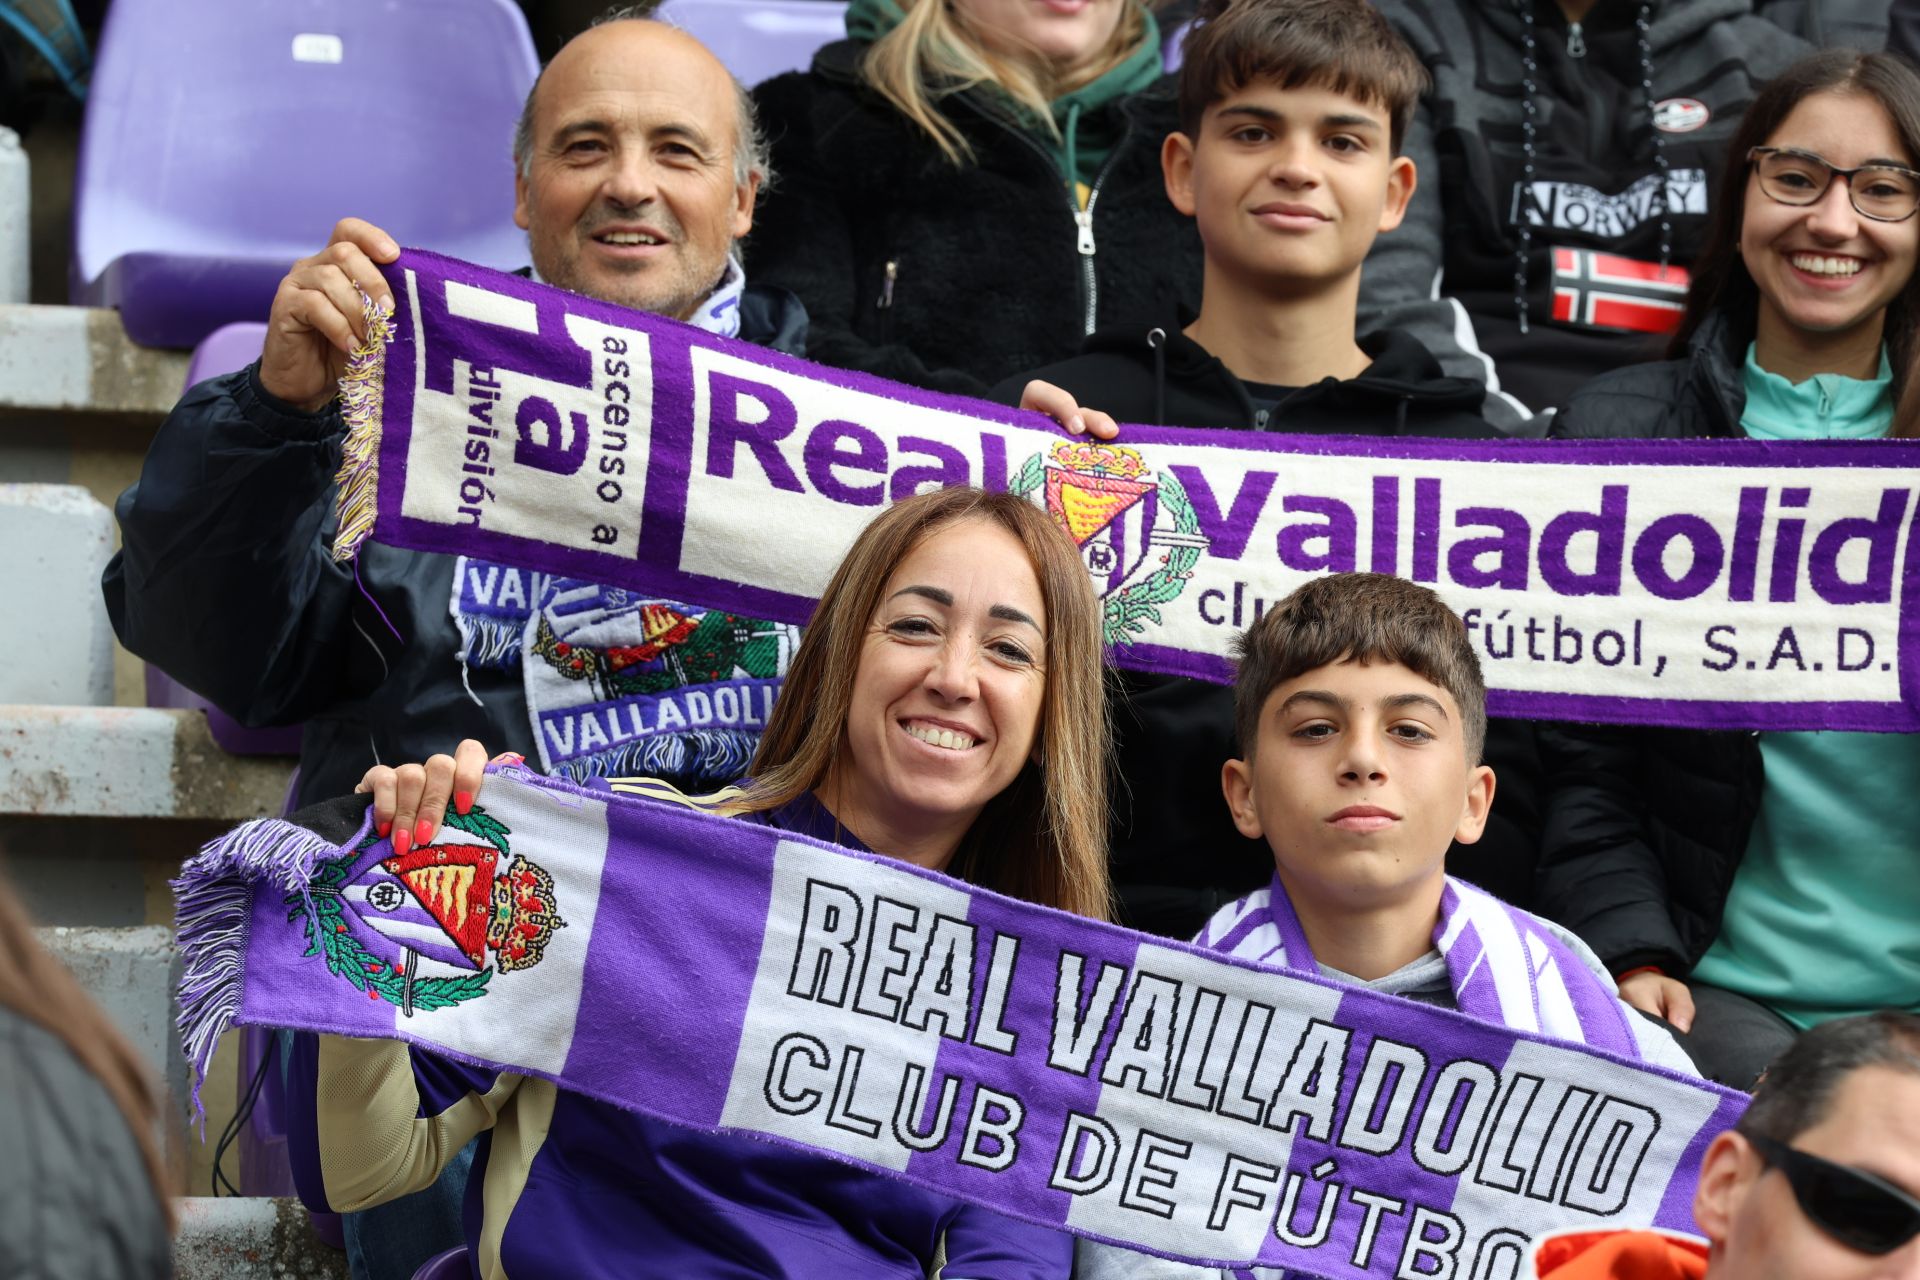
[1197, 875, 1645, 1058]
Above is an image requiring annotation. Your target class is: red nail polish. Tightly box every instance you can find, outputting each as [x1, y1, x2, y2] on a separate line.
[392, 829, 411, 857]
[377, 819, 392, 838]
[454, 790, 473, 815]
[414, 819, 433, 848]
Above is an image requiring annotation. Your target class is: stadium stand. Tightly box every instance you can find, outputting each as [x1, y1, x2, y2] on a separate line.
[70, 0, 537, 348]
[655, 0, 847, 86]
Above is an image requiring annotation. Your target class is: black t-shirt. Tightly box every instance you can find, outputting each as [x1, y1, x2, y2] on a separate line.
[1242, 379, 1302, 429]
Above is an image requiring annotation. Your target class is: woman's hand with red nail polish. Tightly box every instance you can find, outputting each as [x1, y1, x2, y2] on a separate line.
[354, 740, 492, 850]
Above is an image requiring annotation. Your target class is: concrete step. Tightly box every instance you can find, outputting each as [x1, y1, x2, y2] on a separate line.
[0, 483, 116, 704]
[174, 1198, 350, 1279]
[36, 924, 180, 1108]
[0, 303, 187, 417]
[0, 705, 295, 818]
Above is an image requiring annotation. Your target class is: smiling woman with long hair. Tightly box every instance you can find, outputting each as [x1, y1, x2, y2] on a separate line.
[1544, 50, 1920, 1090]
[290, 486, 1111, 1277]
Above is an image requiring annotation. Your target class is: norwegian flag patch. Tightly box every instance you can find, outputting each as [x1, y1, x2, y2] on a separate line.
[1550, 248, 1690, 334]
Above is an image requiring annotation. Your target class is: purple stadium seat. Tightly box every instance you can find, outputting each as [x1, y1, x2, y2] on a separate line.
[72, 0, 536, 348]
[142, 321, 305, 755]
[412, 1247, 470, 1280]
[655, 0, 848, 88]
[1161, 17, 1193, 72]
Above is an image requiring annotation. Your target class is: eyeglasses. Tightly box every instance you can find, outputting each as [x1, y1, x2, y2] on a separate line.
[1748, 146, 1920, 222]
[1748, 1132, 1920, 1255]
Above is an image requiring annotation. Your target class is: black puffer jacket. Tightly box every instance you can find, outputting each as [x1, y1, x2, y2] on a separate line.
[1359, 0, 1829, 424]
[1541, 308, 1764, 975]
[999, 322, 1544, 936]
[104, 287, 808, 809]
[750, 41, 1203, 398]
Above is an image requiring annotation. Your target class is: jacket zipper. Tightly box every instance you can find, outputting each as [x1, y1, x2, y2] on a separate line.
[1075, 192, 1100, 335]
[876, 259, 897, 344]
[1566, 20, 1586, 57]
[982, 98, 1140, 338]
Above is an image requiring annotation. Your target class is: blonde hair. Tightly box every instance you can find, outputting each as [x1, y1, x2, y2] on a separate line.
[737, 488, 1113, 920]
[862, 0, 1152, 165]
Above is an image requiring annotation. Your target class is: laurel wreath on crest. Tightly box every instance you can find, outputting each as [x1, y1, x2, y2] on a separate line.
[1008, 452, 1204, 644]
[288, 807, 509, 1011]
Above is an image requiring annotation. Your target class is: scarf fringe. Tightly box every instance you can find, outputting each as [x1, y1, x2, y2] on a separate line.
[454, 612, 527, 669]
[172, 818, 340, 1125]
[554, 728, 759, 790]
[330, 292, 395, 564]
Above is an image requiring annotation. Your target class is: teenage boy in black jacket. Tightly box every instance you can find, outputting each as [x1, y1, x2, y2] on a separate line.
[998, 0, 1538, 940]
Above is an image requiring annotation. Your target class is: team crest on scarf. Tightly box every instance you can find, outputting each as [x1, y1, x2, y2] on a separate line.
[289, 806, 563, 1014]
[526, 579, 799, 784]
[1009, 440, 1208, 644]
[530, 596, 788, 700]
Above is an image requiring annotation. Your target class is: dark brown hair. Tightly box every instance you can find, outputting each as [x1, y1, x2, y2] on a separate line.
[1674, 51, 1920, 437]
[1176, 0, 1429, 152]
[1231, 572, 1487, 763]
[1737, 1011, 1920, 1141]
[738, 487, 1113, 921]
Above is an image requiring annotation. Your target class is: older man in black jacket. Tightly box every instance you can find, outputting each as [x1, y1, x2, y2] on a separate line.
[102, 18, 804, 1279]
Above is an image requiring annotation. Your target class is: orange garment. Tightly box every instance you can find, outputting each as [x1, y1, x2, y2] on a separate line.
[1534, 1229, 1711, 1280]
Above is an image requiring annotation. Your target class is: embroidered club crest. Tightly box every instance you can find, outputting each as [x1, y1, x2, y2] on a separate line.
[289, 806, 564, 1014]
[531, 596, 790, 702]
[1010, 441, 1208, 644]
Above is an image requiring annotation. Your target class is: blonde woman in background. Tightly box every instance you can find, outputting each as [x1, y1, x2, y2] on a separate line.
[748, 0, 1203, 397]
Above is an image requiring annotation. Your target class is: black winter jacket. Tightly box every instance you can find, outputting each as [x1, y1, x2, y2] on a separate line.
[1541, 309, 1764, 975]
[749, 41, 1204, 399]
[103, 287, 808, 809]
[1359, 0, 1832, 423]
[999, 323, 1545, 937]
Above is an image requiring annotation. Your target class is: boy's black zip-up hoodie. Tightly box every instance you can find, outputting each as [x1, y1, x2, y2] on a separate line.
[996, 324, 1545, 939]
[1001, 320, 1498, 433]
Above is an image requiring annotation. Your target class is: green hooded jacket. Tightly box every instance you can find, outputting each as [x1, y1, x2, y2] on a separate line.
[843, 0, 1164, 202]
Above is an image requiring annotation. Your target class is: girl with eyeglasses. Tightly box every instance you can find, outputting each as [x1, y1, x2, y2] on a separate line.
[1541, 50, 1920, 1091]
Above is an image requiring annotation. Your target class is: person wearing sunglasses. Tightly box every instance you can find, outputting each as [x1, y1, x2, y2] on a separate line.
[1525, 1010, 1920, 1278]
[1537, 50, 1920, 1090]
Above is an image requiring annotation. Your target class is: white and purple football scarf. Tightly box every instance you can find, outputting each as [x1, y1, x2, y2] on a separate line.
[333, 249, 1920, 733]
[436, 258, 800, 784]
[178, 766, 1746, 1279]
[521, 575, 796, 781]
[1198, 878, 1660, 1062]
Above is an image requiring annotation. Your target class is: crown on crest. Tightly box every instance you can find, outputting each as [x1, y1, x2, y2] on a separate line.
[1049, 440, 1149, 480]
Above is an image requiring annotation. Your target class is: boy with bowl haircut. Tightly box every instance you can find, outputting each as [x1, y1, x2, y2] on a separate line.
[1076, 573, 1695, 1279]
[998, 0, 1539, 947]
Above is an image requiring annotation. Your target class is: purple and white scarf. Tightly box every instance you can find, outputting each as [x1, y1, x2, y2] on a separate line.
[1195, 877, 1687, 1067]
[334, 250, 1920, 734]
[441, 258, 799, 784]
[178, 766, 1745, 1279]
